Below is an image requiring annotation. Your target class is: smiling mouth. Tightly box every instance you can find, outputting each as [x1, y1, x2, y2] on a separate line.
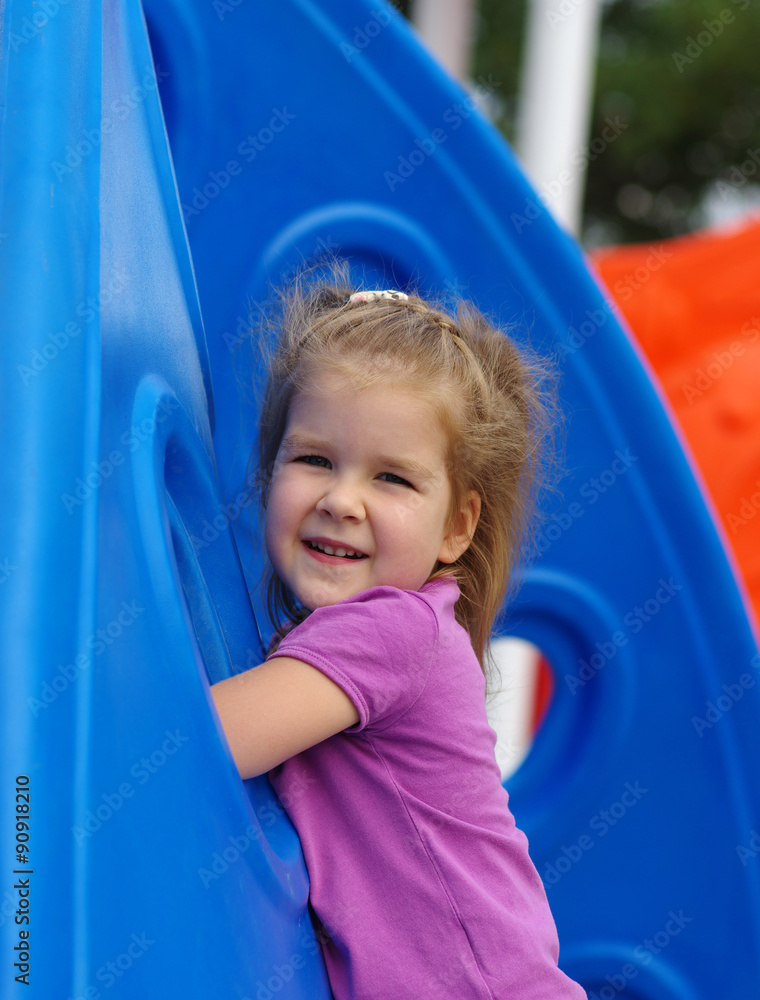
[304, 540, 368, 560]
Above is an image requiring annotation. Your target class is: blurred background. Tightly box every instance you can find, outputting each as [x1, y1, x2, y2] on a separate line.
[396, 0, 760, 245]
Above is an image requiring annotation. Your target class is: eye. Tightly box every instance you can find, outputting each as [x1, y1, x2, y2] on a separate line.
[295, 454, 331, 468]
[378, 472, 414, 488]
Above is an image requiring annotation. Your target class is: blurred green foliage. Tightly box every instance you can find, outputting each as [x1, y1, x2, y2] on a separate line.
[400, 0, 760, 245]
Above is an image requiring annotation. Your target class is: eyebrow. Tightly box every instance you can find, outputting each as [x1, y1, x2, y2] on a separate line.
[280, 433, 438, 482]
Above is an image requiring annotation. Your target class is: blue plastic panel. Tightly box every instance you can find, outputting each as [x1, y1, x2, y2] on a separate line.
[2, 0, 759, 997]
[1, 1, 330, 997]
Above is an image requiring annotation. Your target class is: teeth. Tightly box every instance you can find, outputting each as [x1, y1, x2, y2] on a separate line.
[308, 541, 363, 559]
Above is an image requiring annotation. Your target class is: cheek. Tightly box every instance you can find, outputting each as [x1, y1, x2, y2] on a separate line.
[263, 509, 280, 566]
[399, 488, 431, 522]
[265, 471, 312, 546]
[264, 478, 292, 551]
[378, 496, 440, 550]
[377, 499, 419, 538]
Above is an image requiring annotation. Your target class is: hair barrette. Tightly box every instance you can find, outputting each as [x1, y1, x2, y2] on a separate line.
[347, 290, 409, 304]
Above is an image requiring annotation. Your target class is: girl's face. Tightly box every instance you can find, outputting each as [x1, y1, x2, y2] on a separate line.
[264, 372, 479, 611]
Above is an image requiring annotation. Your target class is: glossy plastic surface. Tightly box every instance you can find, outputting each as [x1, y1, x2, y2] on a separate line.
[2, 0, 759, 996]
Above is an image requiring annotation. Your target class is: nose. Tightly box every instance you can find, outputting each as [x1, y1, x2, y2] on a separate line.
[316, 477, 366, 521]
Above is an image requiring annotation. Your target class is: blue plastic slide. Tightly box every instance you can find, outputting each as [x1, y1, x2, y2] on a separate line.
[1, 0, 759, 996]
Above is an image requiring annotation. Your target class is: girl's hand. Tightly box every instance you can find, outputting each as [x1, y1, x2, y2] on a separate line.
[210, 657, 360, 780]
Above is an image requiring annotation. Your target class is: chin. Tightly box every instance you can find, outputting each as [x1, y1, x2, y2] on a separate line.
[297, 585, 349, 611]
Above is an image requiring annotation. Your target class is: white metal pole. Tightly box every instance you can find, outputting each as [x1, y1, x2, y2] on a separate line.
[410, 0, 477, 84]
[515, 0, 604, 235]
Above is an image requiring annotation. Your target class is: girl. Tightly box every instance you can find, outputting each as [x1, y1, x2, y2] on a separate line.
[211, 260, 584, 999]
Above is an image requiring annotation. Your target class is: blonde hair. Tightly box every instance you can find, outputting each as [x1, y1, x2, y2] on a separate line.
[247, 257, 562, 699]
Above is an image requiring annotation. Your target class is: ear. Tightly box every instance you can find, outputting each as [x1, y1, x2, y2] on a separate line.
[437, 490, 481, 564]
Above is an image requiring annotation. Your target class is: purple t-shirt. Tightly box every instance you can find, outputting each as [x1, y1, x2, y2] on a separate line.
[265, 577, 584, 1000]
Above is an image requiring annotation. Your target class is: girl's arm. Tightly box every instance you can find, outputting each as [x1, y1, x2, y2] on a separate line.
[210, 657, 360, 780]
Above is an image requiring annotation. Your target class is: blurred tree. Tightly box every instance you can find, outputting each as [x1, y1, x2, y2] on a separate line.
[583, 0, 760, 245]
[404, 0, 760, 246]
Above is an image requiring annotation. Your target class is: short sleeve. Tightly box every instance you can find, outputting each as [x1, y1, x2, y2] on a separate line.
[265, 586, 438, 733]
